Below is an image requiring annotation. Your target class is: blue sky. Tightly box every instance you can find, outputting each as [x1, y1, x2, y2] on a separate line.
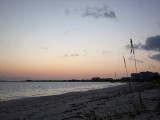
[0, 0, 160, 80]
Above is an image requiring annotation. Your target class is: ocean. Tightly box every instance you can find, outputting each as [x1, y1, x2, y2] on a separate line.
[0, 82, 124, 101]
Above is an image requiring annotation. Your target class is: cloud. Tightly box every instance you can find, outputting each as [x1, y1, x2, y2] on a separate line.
[126, 43, 142, 50]
[71, 54, 79, 57]
[102, 50, 111, 56]
[62, 50, 87, 58]
[125, 35, 160, 62]
[63, 30, 71, 37]
[83, 50, 87, 53]
[141, 35, 160, 51]
[126, 35, 160, 52]
[149, 64, 156, 68]
[128, 56, 143, 63]
[65, 5, 116, 19]
[63, 54, 68, 57]
[62, 53, 80, 58]
[149, 53, 160, 62]
[41, 47, 48, 50]
[81, 5, 116, 19]
[65, 9, 71, 15]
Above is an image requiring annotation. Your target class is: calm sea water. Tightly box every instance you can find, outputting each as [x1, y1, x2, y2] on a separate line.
[0, 82, 124, 101]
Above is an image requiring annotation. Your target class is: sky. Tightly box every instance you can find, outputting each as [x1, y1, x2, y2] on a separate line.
[0, 0, 160, 80]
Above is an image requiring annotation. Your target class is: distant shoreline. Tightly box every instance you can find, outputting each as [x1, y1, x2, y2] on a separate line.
[0, 83, 126, 103]
[0, 82, 126, 102]
[0, 79, 128, 82]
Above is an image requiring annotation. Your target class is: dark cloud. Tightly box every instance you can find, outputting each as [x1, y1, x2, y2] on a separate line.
[81, 5, 116, 19]
[125, 35, 160, 62]
[102, 50, 111, 56]
[126, 35, 160, 52]
[149, 53, 160, 62]
[141, 35, 160, 51]
[128, 56, 143, 63]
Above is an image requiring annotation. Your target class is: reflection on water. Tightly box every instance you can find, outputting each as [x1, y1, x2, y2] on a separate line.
[0, 82, 124, 101]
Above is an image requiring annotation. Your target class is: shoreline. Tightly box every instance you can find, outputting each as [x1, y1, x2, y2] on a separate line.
[0, 82, 160, 120]
[0, 83, 127, 107]
[0, 82, 126, 102]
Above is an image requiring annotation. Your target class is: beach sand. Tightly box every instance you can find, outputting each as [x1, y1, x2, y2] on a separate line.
[0, 82, 160, 120]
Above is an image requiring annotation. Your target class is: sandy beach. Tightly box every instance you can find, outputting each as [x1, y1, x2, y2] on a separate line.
[0, 82, 160, 120]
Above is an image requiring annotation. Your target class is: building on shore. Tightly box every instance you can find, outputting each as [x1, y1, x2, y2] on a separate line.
[121, 77, 131, 81]
[131, 73, 140, 81]
[131, 71, 160, 81]
[92, 77, 114, 82]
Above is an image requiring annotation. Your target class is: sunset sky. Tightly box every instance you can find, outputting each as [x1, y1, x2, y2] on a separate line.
[0, 0, 160, 80]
